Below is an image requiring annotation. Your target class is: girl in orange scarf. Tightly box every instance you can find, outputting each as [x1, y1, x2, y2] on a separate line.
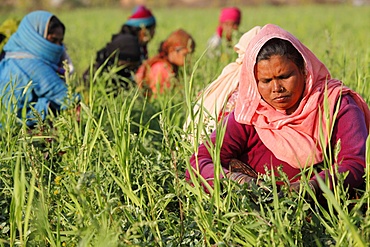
[136, 29, 195, 97]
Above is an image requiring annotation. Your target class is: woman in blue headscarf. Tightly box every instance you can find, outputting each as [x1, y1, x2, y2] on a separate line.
[0, 10, 79, 127]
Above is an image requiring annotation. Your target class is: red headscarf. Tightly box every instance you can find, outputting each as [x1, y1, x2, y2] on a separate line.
[125, 5, 156, 27]
[216, 7, 241, 38]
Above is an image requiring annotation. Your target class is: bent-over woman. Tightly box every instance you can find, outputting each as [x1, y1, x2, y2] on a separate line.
[136, 29, 195, 97]
[186, 24, 370, 203]
[83, 5, 156, 87]
[207, 7, 242, 58]
[0, 10, 79, 127]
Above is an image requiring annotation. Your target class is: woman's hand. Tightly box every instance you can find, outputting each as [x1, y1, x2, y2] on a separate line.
[289, 180, 319, 202]
[76, 104, 81, 123]
[226, 172, 255, 185]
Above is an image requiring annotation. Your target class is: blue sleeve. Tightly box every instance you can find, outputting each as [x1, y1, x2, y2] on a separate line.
[27, 59, 75, 108]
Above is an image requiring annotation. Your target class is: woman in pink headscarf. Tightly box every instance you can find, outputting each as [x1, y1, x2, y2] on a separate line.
[207, 7, 241, 58]
[186, 24, 370, 202]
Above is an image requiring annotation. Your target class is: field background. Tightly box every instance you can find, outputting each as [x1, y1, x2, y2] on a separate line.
[1, 4, 370, 247]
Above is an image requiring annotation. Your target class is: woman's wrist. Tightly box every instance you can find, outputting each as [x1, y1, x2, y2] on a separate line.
[227, 171, 254, 185]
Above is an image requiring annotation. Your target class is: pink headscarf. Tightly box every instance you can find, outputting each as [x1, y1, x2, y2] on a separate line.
[235, 24, 370, 168]
[216, 7, 241, 38]
[184, 26, 261, 141]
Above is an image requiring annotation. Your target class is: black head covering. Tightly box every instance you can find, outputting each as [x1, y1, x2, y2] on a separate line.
[106, 33, 141, 63]
[83, 33, 142, 91]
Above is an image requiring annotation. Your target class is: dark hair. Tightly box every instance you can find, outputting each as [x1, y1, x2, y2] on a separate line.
[0, 33, 5, 43]
[120, 24, 156, 36]
[256, 38, 305, 72]
[47, 16, 65, 35]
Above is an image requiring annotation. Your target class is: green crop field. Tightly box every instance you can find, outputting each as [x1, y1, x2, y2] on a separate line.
[0, 5, 370, 246]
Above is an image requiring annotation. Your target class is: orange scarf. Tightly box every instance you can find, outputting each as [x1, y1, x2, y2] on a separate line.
[235, 24, 370, 168]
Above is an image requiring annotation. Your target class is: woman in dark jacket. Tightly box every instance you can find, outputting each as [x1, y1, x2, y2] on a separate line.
[83, 5, 156, 90]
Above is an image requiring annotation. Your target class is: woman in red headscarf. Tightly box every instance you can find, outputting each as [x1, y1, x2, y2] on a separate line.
[207, 7, 241, 58]
[186, 24, 370, 203]
[135, 29, 195, 97]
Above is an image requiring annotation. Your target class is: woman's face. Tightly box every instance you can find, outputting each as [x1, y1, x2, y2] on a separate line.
[255, 55, 306, 115]
[222, 20, 239, 41]
[168, 47, 192, 67]
[138, 25, 156, 45]
[46, 26, 64, 46]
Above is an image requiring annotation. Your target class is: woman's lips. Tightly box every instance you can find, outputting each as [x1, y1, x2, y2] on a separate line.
[273, 95, 289, 103]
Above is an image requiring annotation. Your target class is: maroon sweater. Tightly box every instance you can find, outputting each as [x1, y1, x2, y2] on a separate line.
[186, 95, 367, 191]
